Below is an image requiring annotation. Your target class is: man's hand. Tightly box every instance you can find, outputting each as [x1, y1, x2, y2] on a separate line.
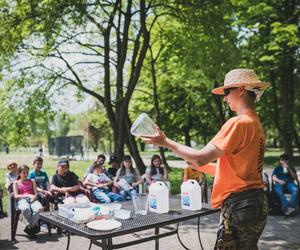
[282, 161, 289, 169]
[141, 126, 167, 147]
[278, 180, 286, 185]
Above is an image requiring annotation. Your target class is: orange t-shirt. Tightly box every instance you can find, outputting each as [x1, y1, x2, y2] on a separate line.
[209, 110, 265, 208]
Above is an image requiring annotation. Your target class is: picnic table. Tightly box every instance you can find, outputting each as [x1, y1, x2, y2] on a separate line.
[40, 197, 219, 250]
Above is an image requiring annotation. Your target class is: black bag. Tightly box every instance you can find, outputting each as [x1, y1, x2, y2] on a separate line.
[266, 190, 283, 215]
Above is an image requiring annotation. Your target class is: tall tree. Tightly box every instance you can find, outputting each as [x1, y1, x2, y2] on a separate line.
[233, 0, 300, 158]
[0, 0, 165, 172]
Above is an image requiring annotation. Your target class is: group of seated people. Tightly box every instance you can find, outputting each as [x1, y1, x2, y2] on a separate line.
[2, 153, 175, 238]
[4, 152, 297, 239]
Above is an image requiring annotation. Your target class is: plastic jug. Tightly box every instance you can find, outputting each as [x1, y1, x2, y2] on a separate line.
[148, 181, 169, 213]
[181, 179, 202, 210]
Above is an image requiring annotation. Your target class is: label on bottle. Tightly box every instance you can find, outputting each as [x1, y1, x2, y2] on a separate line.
[182, 195, 190, 207]
[150, 198, 157, 209]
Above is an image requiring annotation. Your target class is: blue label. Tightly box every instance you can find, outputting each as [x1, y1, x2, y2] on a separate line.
[150, 199, 157, 209]
[182, 196, 190, 207]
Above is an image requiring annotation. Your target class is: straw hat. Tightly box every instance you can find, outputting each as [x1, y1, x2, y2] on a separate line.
[211, 69, 270, 95]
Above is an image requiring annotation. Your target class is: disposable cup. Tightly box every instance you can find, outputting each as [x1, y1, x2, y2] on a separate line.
[130, 113, 156, 137]
[132, 194, 148, 215]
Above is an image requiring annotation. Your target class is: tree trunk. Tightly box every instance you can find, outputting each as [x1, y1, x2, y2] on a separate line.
[183, 126, 191, 147]
[125, 114, 146, 174]
[213, 81, 226, 127]
[293, 128, 300, 154]
[279, 50, 295, 159]
[149, 45, 170, 170]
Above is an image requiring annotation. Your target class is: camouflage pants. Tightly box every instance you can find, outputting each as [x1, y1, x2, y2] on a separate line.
[216, 189, 268, 250]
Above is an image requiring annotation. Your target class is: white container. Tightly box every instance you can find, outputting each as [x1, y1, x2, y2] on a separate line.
[181, 179, 202, 211]
[148, 181, 169, 213]
[58, 202, 96, 222]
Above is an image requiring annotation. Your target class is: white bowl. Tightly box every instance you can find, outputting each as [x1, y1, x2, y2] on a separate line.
[114, 209, 132, 220]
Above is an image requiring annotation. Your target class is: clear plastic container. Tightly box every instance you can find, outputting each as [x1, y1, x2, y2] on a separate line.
[132, 194, 149, 215]
[130, 113, 157, 137]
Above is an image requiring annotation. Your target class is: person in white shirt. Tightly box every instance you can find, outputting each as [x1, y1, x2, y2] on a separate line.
[84, 162, 123, 203]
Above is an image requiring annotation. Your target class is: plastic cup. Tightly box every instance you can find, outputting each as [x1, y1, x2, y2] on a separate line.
[132, 194, 148, 215]
[130, 113, 157, 137]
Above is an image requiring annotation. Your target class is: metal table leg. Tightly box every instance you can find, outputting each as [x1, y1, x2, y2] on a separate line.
[155, 227, 159, 250]
[88, 239, 93, 250]
[108, 238, 113, 250]
[66, 232, 70, 250]
[102, 239, 108, 250]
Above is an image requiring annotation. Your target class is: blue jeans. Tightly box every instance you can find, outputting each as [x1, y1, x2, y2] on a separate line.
[119, 188, 138, 201]
[274, 182, 299, 209]
[92, 188, 123, 203]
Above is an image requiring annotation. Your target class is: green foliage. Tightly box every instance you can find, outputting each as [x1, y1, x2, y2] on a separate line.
[0, 87, 54, 147]
[232, 0, 300, 156]
[132, 1, 241, 145]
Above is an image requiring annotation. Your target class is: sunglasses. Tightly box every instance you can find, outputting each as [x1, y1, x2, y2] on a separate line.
[224, 88, 237, 96]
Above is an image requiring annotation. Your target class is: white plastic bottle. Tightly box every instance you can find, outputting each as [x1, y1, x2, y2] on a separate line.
[181, 179, 202, 210]
[148, 181, 169, 213]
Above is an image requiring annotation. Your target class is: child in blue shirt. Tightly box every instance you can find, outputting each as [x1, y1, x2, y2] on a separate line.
[28, 157, 53, 208]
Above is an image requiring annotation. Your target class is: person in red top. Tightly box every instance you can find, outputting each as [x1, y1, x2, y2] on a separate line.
[142, 69, 270, 249]
[13, 165, 43, 238]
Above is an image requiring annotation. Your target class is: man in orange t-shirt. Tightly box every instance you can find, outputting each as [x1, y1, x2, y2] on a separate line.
[142, 69, 269, 249]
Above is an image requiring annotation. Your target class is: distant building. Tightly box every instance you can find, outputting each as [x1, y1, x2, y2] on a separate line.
[48, 136, 83, 157]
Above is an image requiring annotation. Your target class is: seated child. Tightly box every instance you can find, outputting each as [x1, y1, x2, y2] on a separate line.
[13, 165, 43, 238]
[84, 162, 122, 203]
[144, 155, 168, 190]
[114, 155, 143, 200]
[5, 160, 18, 194]
[28, 156, 53, 209]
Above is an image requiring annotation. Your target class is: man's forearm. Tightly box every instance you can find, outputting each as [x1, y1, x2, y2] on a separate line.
[166, 140, 221, 166]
